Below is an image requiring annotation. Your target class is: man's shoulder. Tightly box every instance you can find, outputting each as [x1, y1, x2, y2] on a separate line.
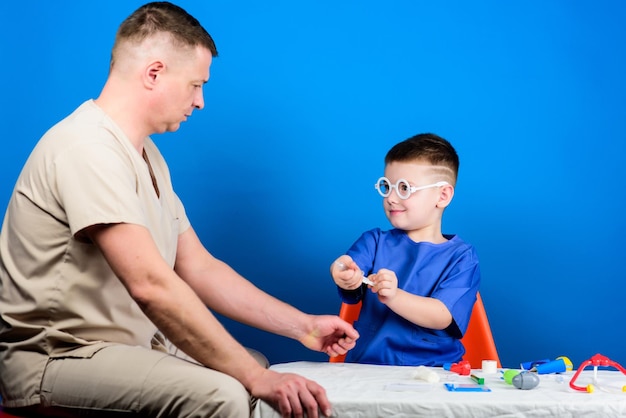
[37, 100, 132, 159]
[50, 100, 110, 137]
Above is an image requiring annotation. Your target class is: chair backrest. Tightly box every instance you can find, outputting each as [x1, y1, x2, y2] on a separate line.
[329, 301, 362, 363]
[330, 292, 500, 368]
[460, 292, 501, 368]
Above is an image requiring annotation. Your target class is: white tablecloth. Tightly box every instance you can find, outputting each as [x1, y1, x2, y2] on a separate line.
[253, 361, 626, 418]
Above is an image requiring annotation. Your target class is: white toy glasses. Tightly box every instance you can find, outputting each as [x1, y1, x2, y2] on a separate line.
[374, 177, 449, 200]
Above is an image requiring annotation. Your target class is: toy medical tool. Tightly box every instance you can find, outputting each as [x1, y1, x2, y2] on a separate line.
[470, 374, 485, 385]
[443, 360, 471, 376]
[569, 353, 626, 393]
[521, 356, 573, 374]
[444, 383, 491, 392]
[520, 358, 550, 370]
[335, 261, 374, 286]
[503, 370, 540, 390]
[481, 360, 498, 374]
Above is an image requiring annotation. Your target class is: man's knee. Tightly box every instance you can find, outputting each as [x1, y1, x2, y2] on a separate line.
[145, 354, 254, 417]
[198, 375, 252, 418]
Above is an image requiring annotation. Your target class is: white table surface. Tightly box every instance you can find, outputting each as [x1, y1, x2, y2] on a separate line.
[253, 361, 626, 418]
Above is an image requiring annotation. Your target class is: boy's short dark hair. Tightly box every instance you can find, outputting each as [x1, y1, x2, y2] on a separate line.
[385, 133, 459, 183]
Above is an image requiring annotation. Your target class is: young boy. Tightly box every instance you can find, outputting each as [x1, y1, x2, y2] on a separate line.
[331, 133, 480, 366]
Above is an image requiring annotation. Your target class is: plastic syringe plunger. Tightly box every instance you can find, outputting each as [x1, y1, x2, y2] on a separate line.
[335, 261, 374, 286]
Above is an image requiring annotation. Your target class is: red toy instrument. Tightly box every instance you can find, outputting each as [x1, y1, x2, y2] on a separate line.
[569, 353, 626, 393]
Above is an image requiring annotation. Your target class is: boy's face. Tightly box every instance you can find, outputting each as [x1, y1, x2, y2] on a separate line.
[381, 161, 452, 242]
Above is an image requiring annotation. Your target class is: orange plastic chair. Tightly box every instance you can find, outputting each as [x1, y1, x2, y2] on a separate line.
[330, 292, 500, 368]
[460, 292, 501, 368]
[330, 301, 362, 363]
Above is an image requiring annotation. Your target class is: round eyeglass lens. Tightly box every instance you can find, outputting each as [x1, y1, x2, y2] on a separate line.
[377, 178, 391, 196]
[396, 180, 411, 199]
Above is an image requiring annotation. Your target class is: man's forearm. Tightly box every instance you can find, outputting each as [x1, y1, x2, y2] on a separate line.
[88, 223, 267, 388]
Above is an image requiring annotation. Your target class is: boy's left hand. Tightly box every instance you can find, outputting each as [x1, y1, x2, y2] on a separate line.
[369, 268, 398, 304]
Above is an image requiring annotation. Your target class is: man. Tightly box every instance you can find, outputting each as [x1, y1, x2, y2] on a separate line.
[0, 2, 358, 417]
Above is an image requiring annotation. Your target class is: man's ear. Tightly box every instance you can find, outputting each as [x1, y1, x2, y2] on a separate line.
[436, 184, 455, 209]
[144, 61, 165, 88]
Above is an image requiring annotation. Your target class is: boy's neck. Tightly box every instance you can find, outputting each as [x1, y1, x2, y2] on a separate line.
[406, 229, 447, 244]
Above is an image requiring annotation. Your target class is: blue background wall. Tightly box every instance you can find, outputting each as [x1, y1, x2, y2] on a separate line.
[1, 1, 625, 369]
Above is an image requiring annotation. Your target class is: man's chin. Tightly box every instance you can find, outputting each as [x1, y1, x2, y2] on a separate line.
[163, 122, 182, 133]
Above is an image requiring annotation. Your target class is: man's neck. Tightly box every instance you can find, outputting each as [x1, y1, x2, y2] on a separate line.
[94, 81, 148, 154]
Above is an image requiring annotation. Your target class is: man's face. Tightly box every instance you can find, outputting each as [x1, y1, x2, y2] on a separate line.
[152, 45, 212, 133]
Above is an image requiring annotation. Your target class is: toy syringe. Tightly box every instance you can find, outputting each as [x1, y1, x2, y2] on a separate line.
[335, 261, 374, 286]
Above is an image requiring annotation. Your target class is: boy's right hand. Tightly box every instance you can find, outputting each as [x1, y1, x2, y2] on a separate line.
[331, 256, 367, 290]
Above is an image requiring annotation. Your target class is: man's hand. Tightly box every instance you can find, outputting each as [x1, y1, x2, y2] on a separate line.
[251, 369, 332, 418]
[298, 315, 359, 358]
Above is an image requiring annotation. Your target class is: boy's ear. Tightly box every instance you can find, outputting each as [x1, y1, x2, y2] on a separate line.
[436, 184, 455, 209]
